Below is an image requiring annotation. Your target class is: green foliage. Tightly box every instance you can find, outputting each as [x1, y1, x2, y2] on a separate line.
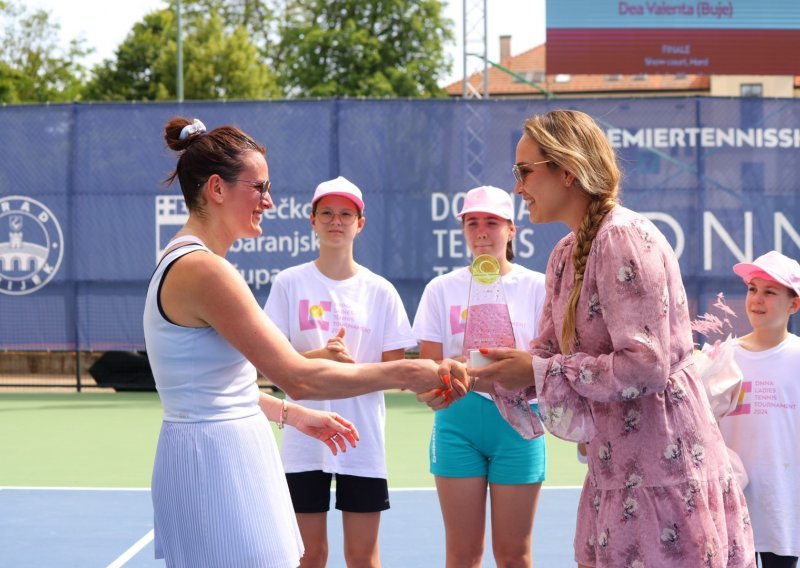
[0, 0, 455, 103]
[276, 0, 454, 98]
[0, 1, 91, 103]
[188, 0, 277, 58]
[84, 4, 280, 101]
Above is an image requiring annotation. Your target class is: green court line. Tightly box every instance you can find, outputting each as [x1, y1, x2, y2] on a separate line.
[0, 392, 586, 488]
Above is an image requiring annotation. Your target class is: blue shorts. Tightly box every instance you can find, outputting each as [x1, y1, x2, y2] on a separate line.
[430, 392, 546, 484]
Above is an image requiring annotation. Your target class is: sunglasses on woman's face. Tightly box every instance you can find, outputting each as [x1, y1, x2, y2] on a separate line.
[512, 160, 551, 183]
[236, 179, 271, 198]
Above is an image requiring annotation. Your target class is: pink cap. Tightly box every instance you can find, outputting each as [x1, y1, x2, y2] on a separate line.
[456, 186, 513, 220]
[311, 176, 364, 212]
[733, 250, 800, 296]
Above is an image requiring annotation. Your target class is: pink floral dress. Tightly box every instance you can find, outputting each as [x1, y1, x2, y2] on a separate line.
[524, 207, 754, 567]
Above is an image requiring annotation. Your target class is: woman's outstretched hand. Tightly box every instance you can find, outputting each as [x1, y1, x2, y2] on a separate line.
[415, 358, 469, 410]
[405, 358, 467, 397]
[469, 348, 535, 391]
[290, 406, 360, 455]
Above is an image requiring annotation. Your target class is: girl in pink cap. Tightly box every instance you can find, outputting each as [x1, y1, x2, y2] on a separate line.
[265, 176, 418, 568]
[412, 185, 547, 568]
[718, 251, 800, 568]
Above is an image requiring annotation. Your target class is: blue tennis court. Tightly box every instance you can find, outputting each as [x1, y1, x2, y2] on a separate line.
[0, 486, 580, 567]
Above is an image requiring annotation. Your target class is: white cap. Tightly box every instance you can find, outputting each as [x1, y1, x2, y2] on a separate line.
[456, 186, 513, 220]
[733, 251, 800, 296]
[311, 176, 364, 212]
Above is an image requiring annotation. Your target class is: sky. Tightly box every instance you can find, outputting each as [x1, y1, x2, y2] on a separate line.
[24, 0, 547, 87]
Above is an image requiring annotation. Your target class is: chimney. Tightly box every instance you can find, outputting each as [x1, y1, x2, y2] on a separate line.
[499, 35, 511, 62]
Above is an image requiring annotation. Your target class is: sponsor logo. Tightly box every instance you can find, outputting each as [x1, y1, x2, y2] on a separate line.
[155, 195, 189, 260]
[0, 196, 64, 295]
[299, 299, 332, 331]
[728, 381, 752, 416]
[449, 305, 467, 334]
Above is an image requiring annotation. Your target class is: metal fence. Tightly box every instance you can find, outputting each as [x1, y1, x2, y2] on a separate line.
[2, 97, 799, 389]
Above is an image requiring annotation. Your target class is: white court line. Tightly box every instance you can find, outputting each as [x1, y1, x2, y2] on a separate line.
[106, 528, 154, 568]
[0, 486, 150, 491]
[388, 485, 582, 491]
[1, 485, 581, 492]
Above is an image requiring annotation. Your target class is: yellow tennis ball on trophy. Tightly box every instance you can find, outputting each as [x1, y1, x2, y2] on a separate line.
[471, 254, 500, 285]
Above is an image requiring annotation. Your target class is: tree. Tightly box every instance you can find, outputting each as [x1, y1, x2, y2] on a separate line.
[84, 3, 280, 101]
[190, 0, 277, 57]
[0, 1, 91, 103]
[275, 0, 454, 98]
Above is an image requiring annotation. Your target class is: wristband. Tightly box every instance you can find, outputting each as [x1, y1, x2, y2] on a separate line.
[277, 399, 288, 429]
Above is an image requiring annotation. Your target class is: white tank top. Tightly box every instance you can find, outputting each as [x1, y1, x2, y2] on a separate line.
[143, 236, 260, 422]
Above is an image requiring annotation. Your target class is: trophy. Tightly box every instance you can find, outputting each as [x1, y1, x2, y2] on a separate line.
[463, 254, 544, 440]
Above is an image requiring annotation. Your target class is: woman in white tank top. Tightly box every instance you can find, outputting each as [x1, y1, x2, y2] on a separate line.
[146, 117, 469, 567]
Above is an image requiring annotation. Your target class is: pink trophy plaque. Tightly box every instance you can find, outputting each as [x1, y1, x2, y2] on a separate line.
[463, 254, 543, 440]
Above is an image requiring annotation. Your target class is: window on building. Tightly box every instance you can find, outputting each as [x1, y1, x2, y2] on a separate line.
[554, 74, 571, 83]
[740, 83, 763, 97]
[513, 71, 545, 84]
[606, 74, 622, 82]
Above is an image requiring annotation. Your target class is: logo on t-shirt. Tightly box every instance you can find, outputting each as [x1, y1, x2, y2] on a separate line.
[732, 378, 798, 415]
[299, 299, 332, 331]
[450, 305, 467, 334]
[728, 381, 752, 416]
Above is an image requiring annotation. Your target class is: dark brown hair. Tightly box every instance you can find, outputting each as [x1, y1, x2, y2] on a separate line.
[163, 117, 265, 212]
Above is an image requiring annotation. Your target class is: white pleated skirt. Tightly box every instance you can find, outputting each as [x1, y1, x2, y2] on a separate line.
[152, 412, 303, 568]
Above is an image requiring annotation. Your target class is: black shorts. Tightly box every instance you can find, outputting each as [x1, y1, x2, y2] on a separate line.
[285, 470, 390, 514]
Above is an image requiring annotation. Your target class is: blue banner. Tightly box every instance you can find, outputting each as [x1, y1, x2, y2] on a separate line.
[1, 98, 799, 350]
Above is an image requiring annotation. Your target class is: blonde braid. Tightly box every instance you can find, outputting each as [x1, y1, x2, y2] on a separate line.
[522, 109, 622, 353]
[560, 197, 616, 354]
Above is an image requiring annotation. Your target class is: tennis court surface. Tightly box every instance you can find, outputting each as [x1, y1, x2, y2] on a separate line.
[0, 392, 586, 566]
[0, 486, 580, 567]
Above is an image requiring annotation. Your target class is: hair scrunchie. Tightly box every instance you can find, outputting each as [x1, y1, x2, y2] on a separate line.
[179, 118, 207, 140]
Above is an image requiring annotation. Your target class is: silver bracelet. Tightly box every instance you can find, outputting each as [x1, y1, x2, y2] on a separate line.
[277, 399, 287, 429]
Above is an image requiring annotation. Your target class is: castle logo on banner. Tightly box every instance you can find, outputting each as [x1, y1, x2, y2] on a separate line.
[0, 195, 64, 296]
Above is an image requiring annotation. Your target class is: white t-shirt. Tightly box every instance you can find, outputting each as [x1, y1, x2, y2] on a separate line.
[411, 264, 546, 400]
[718, 333, 800, 557]
[265, 262, 416, 479]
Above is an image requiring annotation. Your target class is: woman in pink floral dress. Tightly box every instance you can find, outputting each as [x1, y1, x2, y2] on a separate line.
[469, 109, 755, 567]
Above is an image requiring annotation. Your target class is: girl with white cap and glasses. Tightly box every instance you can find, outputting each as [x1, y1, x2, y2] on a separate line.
[264, 176, 418, 568]
[412, 185, 547, 568]
[718, 251, 800, 568]
[147, 119, 466, 568]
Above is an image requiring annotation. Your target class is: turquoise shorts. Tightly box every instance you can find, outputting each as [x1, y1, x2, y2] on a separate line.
[430, 392, 546, 484]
